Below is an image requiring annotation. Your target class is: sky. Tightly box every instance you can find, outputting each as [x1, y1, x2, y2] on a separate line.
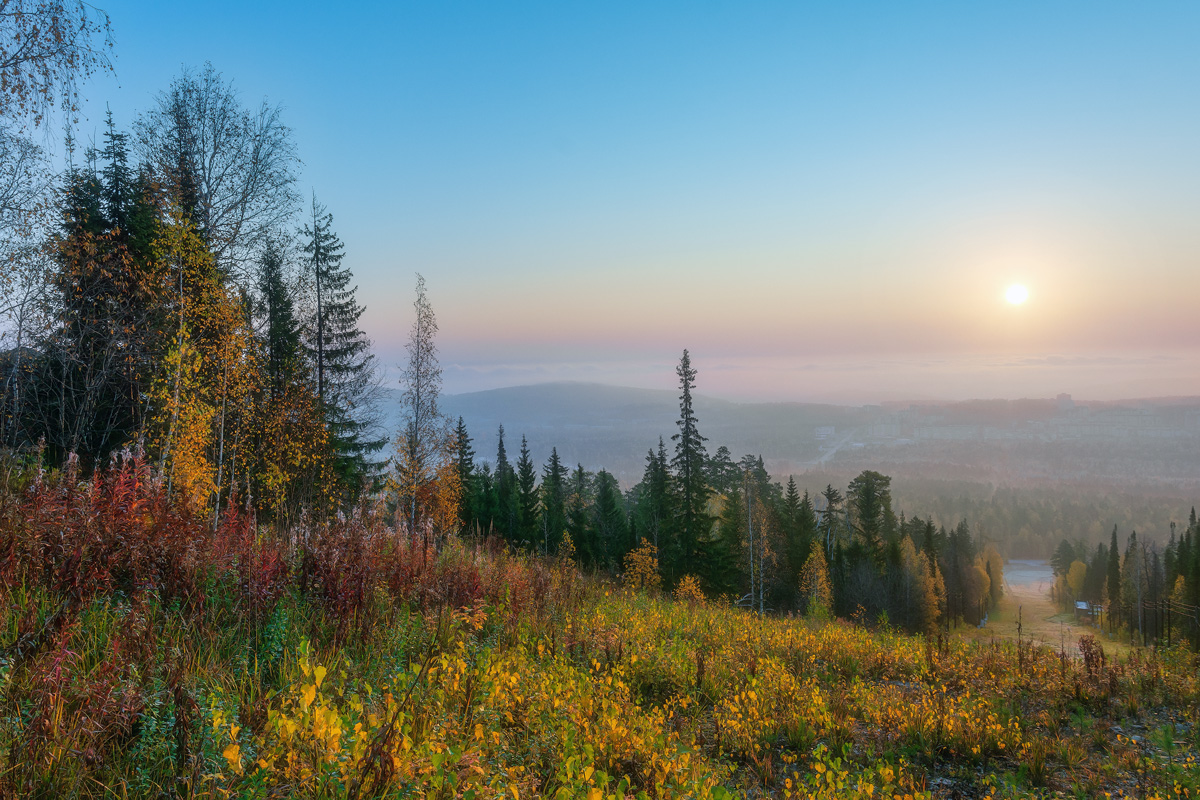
[79, 2, 1200, 403]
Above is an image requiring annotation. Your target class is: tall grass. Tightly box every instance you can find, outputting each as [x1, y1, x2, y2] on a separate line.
[2, 455, 1200, 798]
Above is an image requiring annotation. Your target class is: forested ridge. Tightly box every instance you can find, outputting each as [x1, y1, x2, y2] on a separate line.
[448, 349, 1005, 633]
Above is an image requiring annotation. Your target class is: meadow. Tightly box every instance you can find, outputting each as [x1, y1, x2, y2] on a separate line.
[2, 458, 1199, 799]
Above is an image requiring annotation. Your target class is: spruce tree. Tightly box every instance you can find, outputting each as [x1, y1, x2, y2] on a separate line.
[634, 437, 672, 555]
[670, 349, 710, 579]
[516, 435, 539, 547]
[541, 447, 569, 553]
[715, 483, 747, 598]
[493, 425, 518, 541]
[453, 417, 476, 532]
[475, 463, 497, 534]
[250, 239, 329, 521]
[921, 518, 938, 562]
[256, 240, 303, 396]
[783, 476, 801, 527]
[782, 476, 806, 590]
[847, 470, 894, 563]
[592, 470, 628, 569]
[1107, 525, 1121, 607]
[706, 445, 739, 496]
[566, 464, 592, 565]
[302, 196, 384, 497]
[37, 125, 161, 465]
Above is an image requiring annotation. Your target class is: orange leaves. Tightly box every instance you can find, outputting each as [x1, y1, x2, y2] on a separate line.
[675, 574, 705, 604]
[389, 424, 461, 539]
[623, 538, 662, 594]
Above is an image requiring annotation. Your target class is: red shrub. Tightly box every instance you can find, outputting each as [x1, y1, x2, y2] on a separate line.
[0, 453, 221, 612]
[221, 507, 289, 623]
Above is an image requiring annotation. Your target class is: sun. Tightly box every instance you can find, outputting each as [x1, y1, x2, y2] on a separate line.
[1005, 284, 1029, 305]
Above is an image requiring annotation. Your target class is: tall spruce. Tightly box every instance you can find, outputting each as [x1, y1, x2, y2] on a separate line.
[566, 464, 592, 563]
[1107, 525, 1121, 606]
[670, 349, 709, 579]
[453, 416, 476, 532]
[516, 434, 539, 546]
[303, 196, 383, 496]
[493, 425, 518, 541]
[541, 447, 569, 553]
[37, 126, 161, 465]
[819, 484, 844, 557]
[781, 477, 811, 593]
[249, 238, 329, 522]
[256, 240, 303, 395]
[634, 437, 672, 554]
[592, 469, 628, 569]
[847, 470, 894, 562]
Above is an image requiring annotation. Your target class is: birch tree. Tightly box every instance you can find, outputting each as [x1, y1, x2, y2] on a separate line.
[135, 63, 299, 281]
[0, 0, 113, 127]
[392, 274, 456, 551]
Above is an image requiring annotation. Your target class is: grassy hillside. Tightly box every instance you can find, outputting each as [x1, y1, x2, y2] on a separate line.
[2, 461, 1199, 798]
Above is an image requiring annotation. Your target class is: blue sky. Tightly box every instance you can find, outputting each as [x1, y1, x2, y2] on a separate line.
[79, 2, 1200, 401]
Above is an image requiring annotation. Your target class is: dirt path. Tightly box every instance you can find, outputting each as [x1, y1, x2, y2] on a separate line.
[953, 560, 1131, 658]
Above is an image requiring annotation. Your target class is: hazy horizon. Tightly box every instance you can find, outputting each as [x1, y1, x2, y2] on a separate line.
[380, 350, 1200, 406]
[78, 2, 1200, 405]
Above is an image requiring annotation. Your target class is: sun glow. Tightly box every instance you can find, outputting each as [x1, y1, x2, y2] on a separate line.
[1005, 284, 1029, 305]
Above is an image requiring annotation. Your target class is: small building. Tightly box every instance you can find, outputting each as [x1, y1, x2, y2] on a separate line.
[1074, 600, 1095, 622]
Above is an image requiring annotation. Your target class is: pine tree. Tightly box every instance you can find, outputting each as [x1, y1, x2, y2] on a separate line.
[493, 425, 518, 542]
[670, 349, 710, 579]
[592, 469, 628, 569]
[516, 434, 539, 547]
[256, 240, 303, 396]
[303, 195, 383, 498]
[566, 464, 592, 565]
[706, 445, 740, 496]
[847, 470, 894, 562]
[633, 437, 672, 554]
[781, 477, 810, 598]
[453, 417, 476, 531]
[37, 125, 164, 466]
[540, 447, 569, 553]
[1107, 525, 1121, 606]
[250, 237, 330, 521]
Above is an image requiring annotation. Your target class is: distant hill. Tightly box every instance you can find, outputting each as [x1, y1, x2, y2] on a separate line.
[379, 382, 1200, 498]
[381, 382, 871, 484]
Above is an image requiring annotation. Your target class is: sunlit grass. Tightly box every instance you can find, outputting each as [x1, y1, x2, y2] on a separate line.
[3, 461, 1200, 797]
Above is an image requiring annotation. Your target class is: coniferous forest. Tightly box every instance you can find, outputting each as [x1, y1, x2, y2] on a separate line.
[2, 5, 1200, 799]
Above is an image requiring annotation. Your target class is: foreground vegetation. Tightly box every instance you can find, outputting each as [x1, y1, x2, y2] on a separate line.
[2, 460, 1199, 799]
